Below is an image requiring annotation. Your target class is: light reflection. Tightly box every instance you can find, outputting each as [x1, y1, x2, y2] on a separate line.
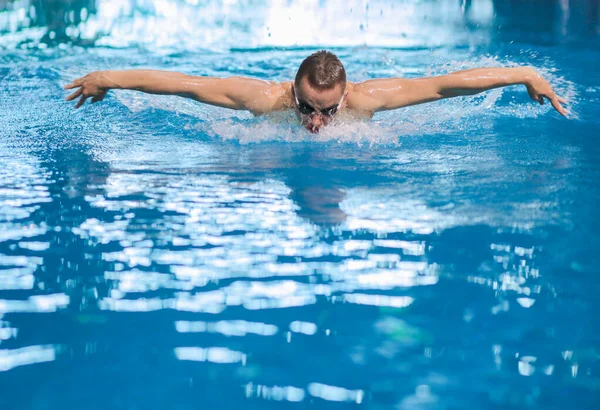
[98, 297, 164, 312]
[571, 363, 578, 378]
[341, 196, 455, 235]
[0, 224, 46, 242]
[245, 383, 305, 402]
[289, 321, 317, 335]
[0, 327, 17, 342]
[516, 297, 535, 308]
[0, 345, 58, 372]
[174, 346, 246, 364]
[1, 149, 571, 401]
[0, 294, 69, 313]
[105, 270, 194, 293]
[466, 236, 550, 336]
[344, 293, 414, 308]
[175, 320, 278, 336]
[518, 355, 537, 376]
[0, 270, 34, 290]
[17, 241, 50, 251]
[373, 239, 426, 256]
[243, 295, 316, 310]
[399, 384, 438, 409]
[170, 291, 227, 313]
[0, 0, 495, 49]
[308, 382, 364, 404]
[356, 267, 437, 289]
[0, 10, 592, 402]
[0, 255, 42, 267]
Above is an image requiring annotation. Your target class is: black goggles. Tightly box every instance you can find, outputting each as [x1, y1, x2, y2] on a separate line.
[293, 87, 343, 117]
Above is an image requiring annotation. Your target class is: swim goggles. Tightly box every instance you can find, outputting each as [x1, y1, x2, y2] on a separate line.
[293, 86, 343, 117]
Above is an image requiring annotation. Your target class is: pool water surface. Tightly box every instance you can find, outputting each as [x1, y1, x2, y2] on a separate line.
[0, 1, 599, 409]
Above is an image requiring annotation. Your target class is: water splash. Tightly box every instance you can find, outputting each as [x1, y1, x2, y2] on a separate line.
[108, 56, 578, 145]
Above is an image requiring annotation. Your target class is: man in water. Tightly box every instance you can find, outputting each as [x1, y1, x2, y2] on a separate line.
[65, 50, 567, 133]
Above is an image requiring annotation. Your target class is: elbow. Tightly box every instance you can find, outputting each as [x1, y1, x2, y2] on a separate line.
[438, 88, 479, 99]
[438, 89, 456, 99]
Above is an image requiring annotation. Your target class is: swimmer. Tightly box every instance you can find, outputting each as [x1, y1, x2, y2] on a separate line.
[64, 50, 568, 133]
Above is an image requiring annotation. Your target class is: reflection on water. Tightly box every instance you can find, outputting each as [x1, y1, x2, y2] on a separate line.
[1, 86, 598, 407]
[0, 344, 59, 372]
[0, 1, 599, 409]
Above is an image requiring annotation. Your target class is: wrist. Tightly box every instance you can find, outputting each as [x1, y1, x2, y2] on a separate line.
[518, 66, 538, 86]
[99, 71, 119, 89]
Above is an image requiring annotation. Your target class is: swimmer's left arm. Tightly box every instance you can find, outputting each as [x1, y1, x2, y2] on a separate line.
[354, 67, 568, 116]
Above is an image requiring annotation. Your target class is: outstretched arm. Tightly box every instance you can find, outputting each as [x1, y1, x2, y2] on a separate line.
[64, 70, 281, 115]
[352, 67, 567, 116]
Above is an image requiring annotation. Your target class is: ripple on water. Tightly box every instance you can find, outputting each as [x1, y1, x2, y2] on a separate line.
[0, 34, 597, 409]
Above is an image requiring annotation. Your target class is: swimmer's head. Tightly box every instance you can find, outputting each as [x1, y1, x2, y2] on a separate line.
[294, 51, 347, 133]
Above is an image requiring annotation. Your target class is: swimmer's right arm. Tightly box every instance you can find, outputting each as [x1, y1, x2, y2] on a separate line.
[64, 70, 279, 114]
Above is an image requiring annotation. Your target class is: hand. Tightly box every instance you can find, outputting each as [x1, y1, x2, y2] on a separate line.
[524, 68, 568, 116]
[64, 71, 110, 108]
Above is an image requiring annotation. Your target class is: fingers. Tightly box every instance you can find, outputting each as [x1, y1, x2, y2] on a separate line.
[532, 93, 569, 117]
[66, 88, 83, 101]
[68, 89, 105, 108]
[550, 97, 568, 117]
[531, 93, 544, 105]
[63, 78, 83, 90]
[75, 94, 89, 109]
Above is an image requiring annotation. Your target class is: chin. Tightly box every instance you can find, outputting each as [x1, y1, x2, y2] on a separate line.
[305, 125, 320, 134]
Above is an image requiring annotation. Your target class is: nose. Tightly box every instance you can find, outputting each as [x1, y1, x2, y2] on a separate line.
[306, 114, 324, 132]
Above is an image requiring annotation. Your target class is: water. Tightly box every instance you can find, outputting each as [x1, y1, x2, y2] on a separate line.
[1, 1, 599, 409]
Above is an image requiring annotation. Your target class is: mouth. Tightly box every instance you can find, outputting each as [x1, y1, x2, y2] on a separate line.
[305, 125, 320, 134]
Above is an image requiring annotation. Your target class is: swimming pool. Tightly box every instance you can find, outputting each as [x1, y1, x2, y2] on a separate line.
[1, 1, 599, 409]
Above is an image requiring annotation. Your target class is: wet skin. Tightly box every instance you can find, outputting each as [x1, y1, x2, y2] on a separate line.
[292, 77, 347, 134]
[64, 66, 569, 129]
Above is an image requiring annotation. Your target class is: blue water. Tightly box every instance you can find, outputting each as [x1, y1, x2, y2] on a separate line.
[1, 1, 599, 409]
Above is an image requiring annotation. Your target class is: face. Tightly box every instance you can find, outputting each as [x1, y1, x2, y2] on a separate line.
[293, 77, 345, 134]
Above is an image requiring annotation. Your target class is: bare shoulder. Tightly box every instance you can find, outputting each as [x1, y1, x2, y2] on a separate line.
[248, 80, 293, 115]
[268, 81, 294, 110]
[204, 76, 290, 115]
[344, 81, 384, 117]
